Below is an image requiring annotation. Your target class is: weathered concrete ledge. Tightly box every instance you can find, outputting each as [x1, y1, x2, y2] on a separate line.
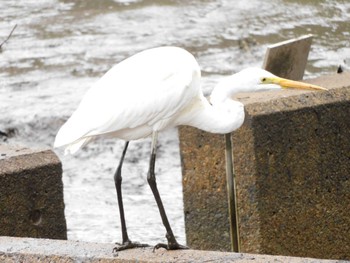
[179, 72, 350, 259]
[0, 236, 348, 263]
[0, 145, 67, 239]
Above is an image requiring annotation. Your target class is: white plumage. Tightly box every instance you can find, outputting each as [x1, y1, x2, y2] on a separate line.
[53, 46, 327, 251]
[54, 46, 326, 155]
[54, 47, 203, 153]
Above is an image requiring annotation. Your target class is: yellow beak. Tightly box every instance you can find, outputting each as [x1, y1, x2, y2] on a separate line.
[270, 77, 328, 91]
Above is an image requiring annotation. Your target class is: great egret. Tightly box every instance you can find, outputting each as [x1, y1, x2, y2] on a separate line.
[54, 46, 326, 251]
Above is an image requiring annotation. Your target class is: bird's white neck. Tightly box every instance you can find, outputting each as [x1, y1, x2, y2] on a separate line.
[178, 93, 245, 134]
[210, 75, 259, 104]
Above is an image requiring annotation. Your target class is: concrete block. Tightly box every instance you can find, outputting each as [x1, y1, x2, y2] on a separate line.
[179, 72, 350, 260]
[262, 35, 313, 80]
[0, 236, 347, 263]
[0, 145, 67, 240]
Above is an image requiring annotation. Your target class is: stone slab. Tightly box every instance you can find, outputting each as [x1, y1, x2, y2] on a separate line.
[262, 34, 313, 80]
[0, 236, 348, 263]
[179, 72, 350, 260]
[0, 145, 67, 239]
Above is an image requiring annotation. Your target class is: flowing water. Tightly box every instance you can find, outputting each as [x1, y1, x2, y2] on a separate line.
[1, 0, 349, 245]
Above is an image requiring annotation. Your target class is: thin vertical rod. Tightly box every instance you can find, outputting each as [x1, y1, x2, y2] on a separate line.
[225, 133, 240, 252]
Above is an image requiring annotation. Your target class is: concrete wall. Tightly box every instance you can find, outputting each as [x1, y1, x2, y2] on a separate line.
[0, 236, 346, 263]
[0, 145, 67, 239]
[179, 72, 350, 260]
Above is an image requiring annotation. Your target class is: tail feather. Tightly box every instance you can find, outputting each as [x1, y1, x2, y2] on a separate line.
[63, 137, 91, 155]
[54, 118, 92, 154]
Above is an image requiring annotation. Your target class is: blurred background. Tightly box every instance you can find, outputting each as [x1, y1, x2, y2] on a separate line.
[1, 0, 349, 245]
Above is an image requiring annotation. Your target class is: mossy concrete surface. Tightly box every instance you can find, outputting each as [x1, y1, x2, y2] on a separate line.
[179, 72, 350, 259]
[1, 236, 348, 263]
[0, 145, 67, 240]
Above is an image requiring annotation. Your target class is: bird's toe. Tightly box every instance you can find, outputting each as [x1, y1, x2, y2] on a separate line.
[113, 240, 149, 253]
[153, 242, 189, 251]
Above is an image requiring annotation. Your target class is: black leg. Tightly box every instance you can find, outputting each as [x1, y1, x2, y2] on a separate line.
[147, 132, 188, 251]
[113, 141, 148, 252]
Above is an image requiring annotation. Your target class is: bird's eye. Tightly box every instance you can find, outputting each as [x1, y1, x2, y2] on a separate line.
[261, 77, 267, 82]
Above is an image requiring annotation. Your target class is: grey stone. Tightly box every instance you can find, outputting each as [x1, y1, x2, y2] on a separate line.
[0, 145, 67, 240]
[0, 236, 347, 263]
[179, 72, 350, 260]
[262, 35, 313, 80]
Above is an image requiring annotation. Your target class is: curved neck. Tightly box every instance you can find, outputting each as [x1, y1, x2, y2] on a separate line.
[210, 75, 251, 105]
[179, 94, 245, 134]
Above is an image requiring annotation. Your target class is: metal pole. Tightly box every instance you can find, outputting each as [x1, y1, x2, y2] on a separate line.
[225, 133, 240, 252]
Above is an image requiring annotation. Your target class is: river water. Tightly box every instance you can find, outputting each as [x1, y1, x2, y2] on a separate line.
[1, 0, 349, 246]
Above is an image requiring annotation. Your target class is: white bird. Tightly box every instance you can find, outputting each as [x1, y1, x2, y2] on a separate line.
[54, 46, 326, 251]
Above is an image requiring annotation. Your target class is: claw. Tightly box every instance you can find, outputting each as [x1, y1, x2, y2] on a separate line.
[153, 242, 189, 252]
[113, 241, 149, 253]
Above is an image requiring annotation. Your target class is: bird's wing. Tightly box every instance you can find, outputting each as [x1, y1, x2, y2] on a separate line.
[54, 48, 200, 148]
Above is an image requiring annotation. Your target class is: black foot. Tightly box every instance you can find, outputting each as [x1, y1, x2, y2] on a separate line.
[113, 241, 149, 252]
[153, 242, 189, 252]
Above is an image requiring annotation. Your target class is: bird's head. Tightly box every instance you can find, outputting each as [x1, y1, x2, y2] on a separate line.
[236, 67, 328, 92]
[210, 67, 327, 104]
